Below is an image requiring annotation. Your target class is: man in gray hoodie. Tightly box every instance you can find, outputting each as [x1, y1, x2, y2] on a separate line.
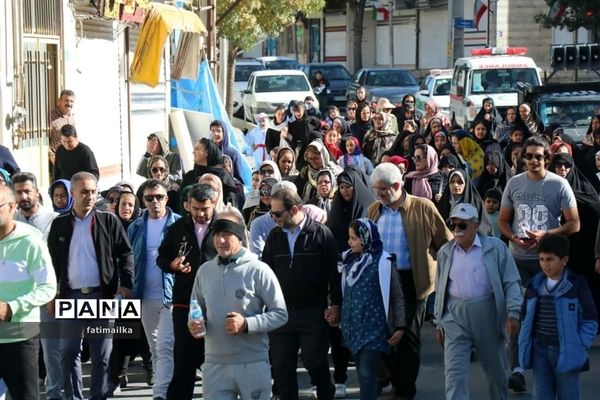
[188, 206, 287, 399]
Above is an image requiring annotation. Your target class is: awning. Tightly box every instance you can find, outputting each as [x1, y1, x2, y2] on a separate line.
[129, 2, 207, 87]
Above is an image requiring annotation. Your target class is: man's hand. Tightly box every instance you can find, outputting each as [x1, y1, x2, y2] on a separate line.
[324, 305, 340, 327]
[435, 328, 444, 347]
[188, 318, 206, 338]
[511, 233, 538, 249]
[170, 256, 191, 274]
[387, 329, 404, 346]
[0, 302, 13, 322]
[506, 317, 520, 337]
[116, 287, 132, 299]
[225, 312, 247, 335]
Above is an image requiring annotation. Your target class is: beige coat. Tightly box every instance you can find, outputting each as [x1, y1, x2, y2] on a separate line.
[366, 191, 453, 300]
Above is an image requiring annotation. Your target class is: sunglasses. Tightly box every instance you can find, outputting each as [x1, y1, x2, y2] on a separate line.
[448, 221, 469, 231]
[347, 107, 357, 111]
[144, 194, 166, 202]
[177, 242, 190, 259]
[413, 155, 426, 162]
[259, 188, 272, 196]
[260, 168, 274, 175]
[151, 167, 166, 174]
[555, 161, 572, 168]
[524, 153, 545, 161]
[270, 209, 289, 218]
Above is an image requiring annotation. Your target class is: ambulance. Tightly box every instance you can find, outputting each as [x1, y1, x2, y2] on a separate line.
[449, 47, 543, 128]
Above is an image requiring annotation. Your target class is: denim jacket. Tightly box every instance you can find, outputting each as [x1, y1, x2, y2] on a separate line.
[128, 208, 180, 306]
[518, 269, 598, 373]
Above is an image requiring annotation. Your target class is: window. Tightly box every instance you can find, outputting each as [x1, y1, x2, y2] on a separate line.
[365, 70, 417, 87]
[433, 78, 451, 96]
[470, 68, 539, 94]
[254, 75, 310, 93]
[308, 66, 351, 80]
[235, 64, 264, 82]
[539, 100, 600, 128]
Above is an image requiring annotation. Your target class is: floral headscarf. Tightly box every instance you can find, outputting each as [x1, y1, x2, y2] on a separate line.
[453, 130, 484, 179]
[340, 218, 383, 287]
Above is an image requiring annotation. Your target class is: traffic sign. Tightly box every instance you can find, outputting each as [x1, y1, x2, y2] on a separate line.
[454, 19, 475, 29]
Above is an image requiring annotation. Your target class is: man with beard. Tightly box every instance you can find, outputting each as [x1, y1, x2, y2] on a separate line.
[49, 90, 76, 168]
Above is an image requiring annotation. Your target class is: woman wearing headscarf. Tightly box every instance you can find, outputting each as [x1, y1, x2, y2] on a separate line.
[393, 94, 422, 128]
[353, 86, 370, 108]
[437, 169, 492, 236]
[362, 111, 398, 164]
[548, 152, 600, 318]
[183, 138, 237, 205]
[403, 144, 443, 201]
[333, 117, 352, 138]
[243, 177, 278, 226]
[136, 155, 180, 213]
[389, 130, 414, 158]
[495, 106, 525, 146]
[350, 103, 372, 145]
[451, 130, 485, 182]
[471, 119, 501, 153]
[518, 102, 544, 136]
[477, 150, 514, 197]
[419, 100, 450, 134]
[306, 169, 337, 214]
[283, 103, 323, 171]
[338, 136, 374, 175]
[339, 218, 405, 399]
[504, 141, 525, 175]
[49, 179, 74, 214]
[583, 114, 600, 148]
[210, 120, 245, 184]
[266, 105, 289, 153]
[297, 140, 342, 202]
[473, 97, 503, 136]
[423, 117, 448, 146]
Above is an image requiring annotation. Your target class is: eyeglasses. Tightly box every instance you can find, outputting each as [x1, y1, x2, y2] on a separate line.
[151, 167, 166, 174]
[448, 221, 469, 231]
[259, 168, 274, 175]
[270, 209, 289, 218]
[555, 161, 572, 168]
[524, 153, 545, 161]
[413, 155, 426, 162]
[144, 194, 166, 202]
[259, 189, 272, 196]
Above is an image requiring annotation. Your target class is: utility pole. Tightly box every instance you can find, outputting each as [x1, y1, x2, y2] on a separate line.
[486, 0, 490, 47]
[389, 1, 394, 67]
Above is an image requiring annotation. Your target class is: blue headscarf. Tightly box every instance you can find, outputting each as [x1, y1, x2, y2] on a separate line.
[340, 218, 383, 287]
[49, 179, 74, 214]
[0, 168, 10, 185]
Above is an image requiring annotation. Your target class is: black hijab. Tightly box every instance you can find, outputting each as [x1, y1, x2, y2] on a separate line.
[473, 97, 503, 134]
[477, 150, 514, 196]
[350, 103, 372, 144]
[327, 165, 375, 252]
[437, 169, 492, 235]
[390, 130, 413, 157]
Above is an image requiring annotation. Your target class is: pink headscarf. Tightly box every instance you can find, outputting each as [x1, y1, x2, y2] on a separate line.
[404, 144, 439, 200]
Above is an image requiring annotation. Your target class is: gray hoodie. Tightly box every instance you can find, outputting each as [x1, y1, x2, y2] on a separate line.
[190, 248, 287, 364]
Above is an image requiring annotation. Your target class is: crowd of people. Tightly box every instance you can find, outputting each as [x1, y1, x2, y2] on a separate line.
[0, 86, 600, 400]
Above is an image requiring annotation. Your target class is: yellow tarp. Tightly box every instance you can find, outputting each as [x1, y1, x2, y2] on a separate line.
[129, 2, 207, 87]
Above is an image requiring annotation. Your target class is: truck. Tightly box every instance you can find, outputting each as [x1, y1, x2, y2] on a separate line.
[517, 81, 600, 143]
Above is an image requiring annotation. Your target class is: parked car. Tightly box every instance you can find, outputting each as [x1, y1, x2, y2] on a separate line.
[256, 56, 300, 70]
[346, 68, 419, 106]
[233, 59, 265, 117]
[299, 63, 353, 112]
[414, 69, 453, 118]
[242, 69, 318, 122]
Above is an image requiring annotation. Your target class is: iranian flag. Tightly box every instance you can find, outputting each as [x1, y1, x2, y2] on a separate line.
[548, 1, 566, 20]
[473, 0, 488, 30]
[372, 1, 390, 22]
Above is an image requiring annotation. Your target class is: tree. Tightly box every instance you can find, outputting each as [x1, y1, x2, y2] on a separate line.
[535, 1, 600, 41]
[216, 0, 325, 118]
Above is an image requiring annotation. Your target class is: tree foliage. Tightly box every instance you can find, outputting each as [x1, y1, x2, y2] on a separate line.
[535, 0, 600, 35]
[217, 0, 325, 51]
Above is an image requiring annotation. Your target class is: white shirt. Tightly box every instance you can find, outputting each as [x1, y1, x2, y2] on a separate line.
[68, 212, 100, 289]
[448, 235, 492, 300]
[14, 206, 58, 241]
[144, 216, 168, 299]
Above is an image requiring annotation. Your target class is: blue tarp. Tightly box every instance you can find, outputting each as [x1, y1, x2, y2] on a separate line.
[171, 59, 251, 187]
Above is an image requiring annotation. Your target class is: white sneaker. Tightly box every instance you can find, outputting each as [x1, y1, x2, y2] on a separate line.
[334, 383, 347, 398]
[310, 386, 318, 399]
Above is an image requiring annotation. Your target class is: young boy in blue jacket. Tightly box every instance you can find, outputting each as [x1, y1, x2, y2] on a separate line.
[518, 234, 598, 399]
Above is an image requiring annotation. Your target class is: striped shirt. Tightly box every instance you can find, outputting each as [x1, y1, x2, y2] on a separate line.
[535, 276, 561, 345]
[377, 206, 411, 270]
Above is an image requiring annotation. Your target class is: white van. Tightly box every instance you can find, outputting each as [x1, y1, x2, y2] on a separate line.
[450, 47, 542, 128]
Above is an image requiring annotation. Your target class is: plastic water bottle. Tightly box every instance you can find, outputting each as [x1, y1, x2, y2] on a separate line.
[188, 300, 206, 338]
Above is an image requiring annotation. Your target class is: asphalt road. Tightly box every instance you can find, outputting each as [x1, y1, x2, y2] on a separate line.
[39, 323, 600, 399]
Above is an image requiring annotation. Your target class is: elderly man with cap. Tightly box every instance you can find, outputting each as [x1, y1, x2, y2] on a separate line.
[434, 203, 522, 400]
[189, 205, 288, 399]
[244, 113, 271, 169]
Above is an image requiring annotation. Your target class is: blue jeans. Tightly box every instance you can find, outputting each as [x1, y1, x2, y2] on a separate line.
[354, 349, 382, 400]
[533, 339, 580, 400]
